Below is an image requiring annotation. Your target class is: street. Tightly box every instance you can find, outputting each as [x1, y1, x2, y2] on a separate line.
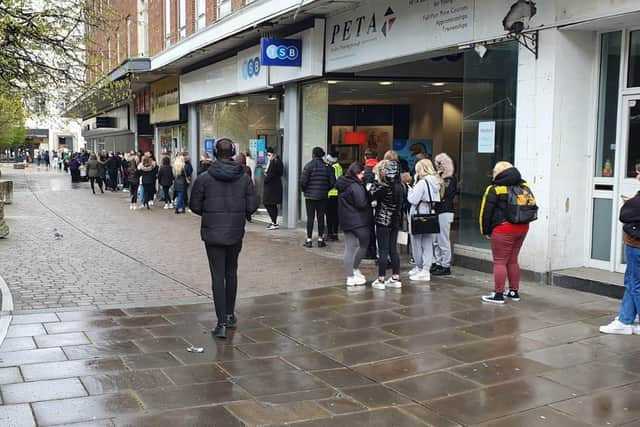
[0, 166, 638, 426]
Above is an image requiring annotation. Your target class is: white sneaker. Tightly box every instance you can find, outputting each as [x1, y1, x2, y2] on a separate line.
[410, 270, 431, 282]
[600, 319, 633, 335]
[353, 269, 365, 280]
[408, 266, 421, 276]
[169, 203, 174, 209]
[346, 275, 367, 287]
[149, 201, 154, 206]
[123, 189, 128, 192]
[372, 279, 386, 290]
[633, 324, 640, 335]
[384, 277, 402, 288]
[129, 204, 133, 210]
[267, 223, 279, 230]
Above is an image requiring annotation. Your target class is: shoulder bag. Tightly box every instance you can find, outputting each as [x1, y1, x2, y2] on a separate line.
[410, 179, 440, 235]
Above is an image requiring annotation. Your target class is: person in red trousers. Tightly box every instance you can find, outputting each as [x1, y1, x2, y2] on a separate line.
[479, 161, 530, 304]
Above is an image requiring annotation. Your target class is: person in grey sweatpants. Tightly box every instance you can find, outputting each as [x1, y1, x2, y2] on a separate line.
[336, 162, 371, 286]
[432, 153, 458, 276]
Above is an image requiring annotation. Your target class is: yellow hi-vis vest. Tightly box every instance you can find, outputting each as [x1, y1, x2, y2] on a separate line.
[328, 162, 343, 197]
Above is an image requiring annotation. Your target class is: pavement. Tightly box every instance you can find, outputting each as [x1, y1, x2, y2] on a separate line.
[0, 166, 638, 426]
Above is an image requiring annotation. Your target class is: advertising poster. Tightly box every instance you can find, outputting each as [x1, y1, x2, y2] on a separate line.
[393, 139, 433, 171]
[478, 121, 496, 153]
[204, 138, 215, 157]
[254, 138, 267, 164]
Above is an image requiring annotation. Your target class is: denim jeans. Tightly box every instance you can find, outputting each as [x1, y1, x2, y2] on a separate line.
[175, 191, 185, 211]
[619, 244, 640, 324]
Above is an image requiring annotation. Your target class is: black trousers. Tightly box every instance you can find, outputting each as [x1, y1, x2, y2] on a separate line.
[89, 177, 103, 193]
[305, 199, 327, 239]
[205, 242, 242, 323]
[129, 183, 139, 203]
[162, 185, 171, 203]
[265, 204, 278, 224]
[326, 196, 339, 236]
[107, 170, 118, 190]
[376, 225, 400, 277]
[142, 183, 154, 206]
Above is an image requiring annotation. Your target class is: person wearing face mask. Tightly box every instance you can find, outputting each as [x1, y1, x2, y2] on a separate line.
[336, 162, 371, 287]
[263, 147, 284, 230]
[600, 161, 640, 335]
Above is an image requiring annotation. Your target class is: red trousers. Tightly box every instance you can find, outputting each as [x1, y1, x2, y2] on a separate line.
[490, 231, 528, 293]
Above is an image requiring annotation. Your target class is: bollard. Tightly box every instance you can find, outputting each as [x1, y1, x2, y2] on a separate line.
[0, 181, 13, 204]
[0, 201, 8, 238]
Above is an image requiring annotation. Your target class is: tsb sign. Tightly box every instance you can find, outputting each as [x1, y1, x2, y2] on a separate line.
[260, 38, 302, 67]
[241, 57, 261, 80]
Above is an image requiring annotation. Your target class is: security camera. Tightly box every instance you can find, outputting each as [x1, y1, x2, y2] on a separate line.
[503, 0, 537, 34]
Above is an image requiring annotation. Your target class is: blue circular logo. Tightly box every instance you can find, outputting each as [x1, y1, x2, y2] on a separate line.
[243, 57, 260, 79]
[266, 44, 278, 60]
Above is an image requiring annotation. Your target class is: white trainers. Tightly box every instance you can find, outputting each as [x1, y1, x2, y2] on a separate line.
[169, 203, 175, 209]
[353, 269, 365, 280]
[163, 204, 169, 209]
[600, 319, 633, 335]
[372, 279, 386, 290]
[267, 223, 279, 230]
[346, 275, 367, 287]
[408, 267, 420, 276]
[410, 269, 431, 282]
[384, 277, 402, 288]
[129, 204, 133, 210]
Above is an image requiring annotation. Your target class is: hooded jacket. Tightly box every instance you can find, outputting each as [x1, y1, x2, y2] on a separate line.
[336, 175, 370, 232]
[408, 175, 441, 216]
[263, 156, 284, 205]
[479, 167, 528, 235]
[157, 164, 174, 187]
[369, 161, 406, 228]
[300, 158, 335, 200]
[189, 159, 258, 246]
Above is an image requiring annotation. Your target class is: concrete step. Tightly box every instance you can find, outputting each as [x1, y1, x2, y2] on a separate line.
[551, 267, 624, 299]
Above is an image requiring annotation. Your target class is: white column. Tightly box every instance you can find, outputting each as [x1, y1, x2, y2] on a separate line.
[283, 84, 300, 229]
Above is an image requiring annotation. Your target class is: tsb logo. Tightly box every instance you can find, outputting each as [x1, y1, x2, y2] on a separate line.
[265, 43, 299, 62]
[242, 57, 261, 80]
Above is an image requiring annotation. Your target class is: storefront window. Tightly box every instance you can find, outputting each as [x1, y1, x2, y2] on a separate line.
[628, 30, 640, 88]
[595, 32, 622, 178]
[458, 41, 519, 249]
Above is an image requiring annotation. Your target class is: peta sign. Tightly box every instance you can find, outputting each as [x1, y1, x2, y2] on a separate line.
[260, 38, 302, 67]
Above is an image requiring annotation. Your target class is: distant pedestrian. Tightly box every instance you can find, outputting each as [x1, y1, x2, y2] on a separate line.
[183, 153, 194, 209]
[336, 162, 370, 287]
[363, 149, 378, 259]
[407, 159, 442, 282]
[432, 153, 457, 276]
[300, 147, 335, 248]
[69, 155, 80, 183]
[244, 150, 256, 183]
[139, 156, 157, 210]
[127, 155, 140, 210]
[234, 152, 253, 179]
[198, 153, 213, 175]
[263, 147, 283, 230]
[600, 161, 640, 335]
[479, 161, 532, 304]
[326, 151, 343, 241]
[190, 138, 257, 339]
[86, 154, 104, 194]
[368, 154, 406, 289]
[173, 156, 187, 214]
[157, 157, 174, 209]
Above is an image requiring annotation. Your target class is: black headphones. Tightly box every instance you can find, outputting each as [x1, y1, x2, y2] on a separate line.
[213, 138, 236, 159]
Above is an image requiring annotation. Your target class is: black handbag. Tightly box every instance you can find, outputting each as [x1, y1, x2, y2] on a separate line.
[410, 180, 440, 235]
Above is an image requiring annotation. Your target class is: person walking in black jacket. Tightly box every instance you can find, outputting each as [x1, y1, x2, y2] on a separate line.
[190, 138, 257, 339]
[157, 157, 174, 209]
[139, 156, 157, 210]
[300, 147, 335, 248]
[263, 147, 284, 230]
[337, 162, 371, 287]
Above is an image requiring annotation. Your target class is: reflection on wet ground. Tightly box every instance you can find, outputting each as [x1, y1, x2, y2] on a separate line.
[0, 279, 637, 426]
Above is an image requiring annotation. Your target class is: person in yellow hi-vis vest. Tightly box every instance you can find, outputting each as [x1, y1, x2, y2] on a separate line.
[326, 151, 343, 241]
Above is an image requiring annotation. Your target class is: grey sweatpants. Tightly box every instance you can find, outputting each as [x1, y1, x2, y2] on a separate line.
[435, 212, 454, 268]
[411, 233, 435, 270]
[344, 228, 370, 277]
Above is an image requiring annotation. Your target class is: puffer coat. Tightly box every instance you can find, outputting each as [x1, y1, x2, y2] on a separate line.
[369, 161, 406, 228]
[300, 158, 335, 200]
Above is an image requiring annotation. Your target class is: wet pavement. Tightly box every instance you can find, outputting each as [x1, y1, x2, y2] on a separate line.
[1, 166, 639, 426]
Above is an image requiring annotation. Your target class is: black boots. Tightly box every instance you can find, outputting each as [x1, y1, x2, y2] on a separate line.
[212, 324, 227, 339]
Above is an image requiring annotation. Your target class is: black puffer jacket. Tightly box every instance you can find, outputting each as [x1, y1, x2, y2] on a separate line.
[370, 161, 406, 228]
[157, 165, 174, 187]
[437, 175, 458, 214]
[189, 159, 257, 246]
[336, 175, 370, 232]
[300, 158, 335, 200]
[140, 162, 157, 185]
[479, 167, 526, 235]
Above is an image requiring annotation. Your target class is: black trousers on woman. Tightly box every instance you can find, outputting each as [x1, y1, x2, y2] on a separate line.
[89, 177, 104, 194]
[265, 204, 278, 224]
[205, 243, 242, 324]
[305, 199, 327, 239]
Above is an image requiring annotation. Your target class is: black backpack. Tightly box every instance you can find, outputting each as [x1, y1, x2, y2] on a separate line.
[505, 183, 538, 224]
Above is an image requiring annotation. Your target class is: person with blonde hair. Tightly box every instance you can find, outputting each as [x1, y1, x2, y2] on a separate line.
[383, 150, 399, 162]
[479, 161, 531, 303]
[432, 153, 458, 276]
[407, 159, 442, 281]
[173, 155, 187, 214]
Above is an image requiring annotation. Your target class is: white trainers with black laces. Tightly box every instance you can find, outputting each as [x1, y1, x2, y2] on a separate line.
[266, 223, 279, 230]
[346, 275, 366, 287]
[372, 279, 386, 290]
[384, 277, 402, 288]
[504, 290, 521, 301]
[600, 319, 633, 335]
